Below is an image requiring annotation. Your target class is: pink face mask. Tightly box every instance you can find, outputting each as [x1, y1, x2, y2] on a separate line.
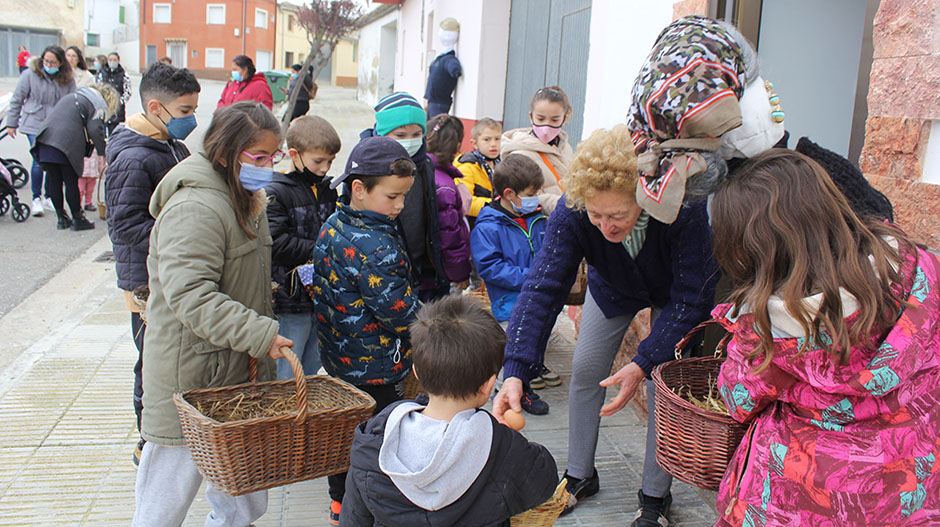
[532, 124, 562, 144]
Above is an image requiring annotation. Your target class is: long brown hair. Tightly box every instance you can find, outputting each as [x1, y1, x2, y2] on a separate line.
[711, 149, 912, 372]
[33, 45, 73, 86]
[203, 102, 281, 239]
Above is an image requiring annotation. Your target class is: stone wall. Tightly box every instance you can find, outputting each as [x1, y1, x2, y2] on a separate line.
[860, 0, 940, 250]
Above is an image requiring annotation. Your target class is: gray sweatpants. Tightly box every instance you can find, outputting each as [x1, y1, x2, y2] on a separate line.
[133, 442, 267, 527]
[567, 289, 672, 498]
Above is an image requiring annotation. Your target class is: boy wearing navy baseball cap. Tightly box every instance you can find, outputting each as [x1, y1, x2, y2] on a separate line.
[310, 135, 421, 524]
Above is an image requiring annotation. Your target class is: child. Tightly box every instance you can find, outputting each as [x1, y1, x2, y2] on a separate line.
[710, 150, 940, 526]
[455, 117, 502, 225]
[361, 91, 448, 301]
[78, 148, 102, 212]
[501, 86, 574, 215]
[312, 136, 421, 524]
[135, 101, 290, 527]
[104, 61, 199, 466]
[426, 113, 471, 291]
[341, 295, 559, 526]
[470, 154, 547, 323]
[266, 115, 340, 380]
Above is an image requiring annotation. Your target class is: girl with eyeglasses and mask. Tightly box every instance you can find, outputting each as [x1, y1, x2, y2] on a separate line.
[132, 102, 293, 527]
[501, 86, 575, 217]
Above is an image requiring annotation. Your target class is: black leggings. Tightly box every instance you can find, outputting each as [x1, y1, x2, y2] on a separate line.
[41, 162, 82, 219]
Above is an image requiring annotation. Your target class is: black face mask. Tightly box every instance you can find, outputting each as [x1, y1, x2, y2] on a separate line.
[294, 162, 326, 186]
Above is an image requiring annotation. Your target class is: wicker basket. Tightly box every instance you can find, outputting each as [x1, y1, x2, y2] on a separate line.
[465, 284, 491, 312]
[651, 321, 746, 491]
[173, 347, 376, 495]
[510, 479, 570, 527]
[401, 369, 424, 400]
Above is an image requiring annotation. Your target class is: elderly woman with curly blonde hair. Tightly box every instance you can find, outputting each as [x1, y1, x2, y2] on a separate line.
[492, 124, 719, 525]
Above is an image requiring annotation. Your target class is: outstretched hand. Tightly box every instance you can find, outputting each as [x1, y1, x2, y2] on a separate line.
[599, 362, 646, 417]
[492, 377, 523, 425]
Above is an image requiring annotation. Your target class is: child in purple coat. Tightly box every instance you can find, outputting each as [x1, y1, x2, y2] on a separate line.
[426, 114, 471, 291]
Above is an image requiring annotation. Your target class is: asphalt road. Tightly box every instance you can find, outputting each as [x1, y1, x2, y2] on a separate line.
[0, 75, 225, 318]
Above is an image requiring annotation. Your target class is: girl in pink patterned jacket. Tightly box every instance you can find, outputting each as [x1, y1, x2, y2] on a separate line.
[709, 150, 940, 527]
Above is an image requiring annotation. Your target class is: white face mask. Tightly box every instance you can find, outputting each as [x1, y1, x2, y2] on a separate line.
[719, 76, 785, 159]
[395, 137, 423, 157]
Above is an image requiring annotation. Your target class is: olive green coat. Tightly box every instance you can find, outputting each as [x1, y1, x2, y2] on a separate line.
[142, 153, 279, 445]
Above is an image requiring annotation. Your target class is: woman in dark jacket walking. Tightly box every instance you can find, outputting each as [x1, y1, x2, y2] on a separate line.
[4, 45, 75, 217]
[31, 84, 118, 230]
[492, 126, 719, 526]
[96, 52, 131, 133]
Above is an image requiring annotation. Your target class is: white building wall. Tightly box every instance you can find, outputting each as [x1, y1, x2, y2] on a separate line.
[85, 0, 140, 72]
[581, 0, 674, 139]
[358, 10, 399, 107]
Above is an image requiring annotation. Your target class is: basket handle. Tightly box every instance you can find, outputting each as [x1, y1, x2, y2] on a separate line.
[674, 319, 729, 360]
[248, 346, 308, 424]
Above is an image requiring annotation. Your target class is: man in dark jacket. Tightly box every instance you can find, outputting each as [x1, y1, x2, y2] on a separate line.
[266, 115, 340, 380]
[341, 295, 558, 527]
[104, 62, 200, 465]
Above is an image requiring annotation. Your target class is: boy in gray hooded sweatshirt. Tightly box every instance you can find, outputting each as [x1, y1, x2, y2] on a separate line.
[341, 295, 558, 526]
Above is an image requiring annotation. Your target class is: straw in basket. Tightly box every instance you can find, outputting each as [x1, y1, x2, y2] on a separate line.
[651, 320, 747, 490]
[510, 478, 570, 527]
[174, 346, 376, 495]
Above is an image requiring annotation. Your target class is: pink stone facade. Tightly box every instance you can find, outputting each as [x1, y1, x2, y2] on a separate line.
[861, 0, 940, 250]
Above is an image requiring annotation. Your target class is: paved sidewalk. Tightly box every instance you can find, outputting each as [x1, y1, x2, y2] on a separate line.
[0, 233, 718, 526]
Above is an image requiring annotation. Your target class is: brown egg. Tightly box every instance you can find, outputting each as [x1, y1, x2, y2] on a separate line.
[503, 409, 525, 431]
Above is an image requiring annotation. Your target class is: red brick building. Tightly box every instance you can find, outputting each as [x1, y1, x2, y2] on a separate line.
[139, 0, 277, 80]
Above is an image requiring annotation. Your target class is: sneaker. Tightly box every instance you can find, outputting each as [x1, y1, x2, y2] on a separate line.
[42, 197, 53, 210]
[631, 490, 672, 527]
[70, 214, 95, 231]
[540, 366, 562, 387]
[521, 389, 549, 415]
[529, 376, 546, 390]
[83, 203, 96, 212]
[329, 499, 342, 525]
[56, 215, 72, 230]
[31, 198, 44, 217]
[133, 439, 146, 467]
[560, 468, 600, 516]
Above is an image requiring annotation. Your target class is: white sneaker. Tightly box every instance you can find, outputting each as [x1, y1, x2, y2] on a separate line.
[42, 197, 54, 210]
[31, 198, 44, 217]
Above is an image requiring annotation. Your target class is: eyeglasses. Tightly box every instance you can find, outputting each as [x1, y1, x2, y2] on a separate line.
[240, 149, 287, 166]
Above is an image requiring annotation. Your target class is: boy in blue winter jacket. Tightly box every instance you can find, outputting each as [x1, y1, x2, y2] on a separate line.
[309, 135, 420, 524]
[471, 154, 547, 322]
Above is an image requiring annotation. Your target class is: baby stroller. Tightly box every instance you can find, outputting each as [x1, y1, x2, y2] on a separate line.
[0, 93, 29, 189]
[0, 162, 30, 222]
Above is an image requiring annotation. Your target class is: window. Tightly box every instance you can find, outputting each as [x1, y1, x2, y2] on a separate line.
[86, 33, 100, 47]
[205, 48, 225, 69]
[287, 15, 294, 31]
[255, 8, 268, 29]
[255, 50, 273, 71]
[207, 4, 226, 25]
[119, 5, 125, 24]
[352, 41, 358, 63]
[285, 52, 294, 67]
[153, 3, 171, 24]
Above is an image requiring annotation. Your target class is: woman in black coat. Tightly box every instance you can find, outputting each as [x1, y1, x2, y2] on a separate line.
[31, 84, 118, 230]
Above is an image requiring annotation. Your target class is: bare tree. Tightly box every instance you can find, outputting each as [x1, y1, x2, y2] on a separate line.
[281, 0, 363, 133]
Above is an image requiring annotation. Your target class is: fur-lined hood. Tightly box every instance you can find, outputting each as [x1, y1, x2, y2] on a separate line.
[28, 55, 73, 85]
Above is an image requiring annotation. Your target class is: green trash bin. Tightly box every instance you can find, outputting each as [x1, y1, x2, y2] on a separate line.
[264, 70, 290, 104]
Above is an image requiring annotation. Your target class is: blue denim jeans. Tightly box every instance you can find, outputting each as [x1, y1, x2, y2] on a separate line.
[275, 312, 321, 379]
[25, 134, 44, 200]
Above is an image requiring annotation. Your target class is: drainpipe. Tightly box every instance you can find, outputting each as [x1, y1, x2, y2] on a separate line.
[242, 0, 247, 55]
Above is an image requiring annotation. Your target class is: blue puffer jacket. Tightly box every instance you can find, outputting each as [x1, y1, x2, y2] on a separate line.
[266, 169, 337, 314]
[503, 196, 719, 383]
[470, 201, 547, 321]
[312, 204, 419, 385]
[105, 119, 190, 291]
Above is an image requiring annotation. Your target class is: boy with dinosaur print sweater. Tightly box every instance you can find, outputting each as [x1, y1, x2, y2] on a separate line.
[308, 136, 420, 524]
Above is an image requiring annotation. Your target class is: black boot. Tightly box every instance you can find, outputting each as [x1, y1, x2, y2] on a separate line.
[56, 214, 72, 230]
[631, 490, 672, 527]
[71, 213, 95, 231]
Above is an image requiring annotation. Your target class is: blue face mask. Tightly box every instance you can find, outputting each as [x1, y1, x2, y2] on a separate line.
[290, 72, 298, 80]
[160, 104, 197, 140]
[232, 71, 243, 82]
[395, 137, 423, 157]
[512, 195, 540, 215]
[43, 65, 59, 75]
[238, 163, 273, 192]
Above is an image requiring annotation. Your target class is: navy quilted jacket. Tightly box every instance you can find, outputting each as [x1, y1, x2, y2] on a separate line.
[312, 204, 419, 385]
[266, 170, 337, 314]
[105, 123, 190, 291]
